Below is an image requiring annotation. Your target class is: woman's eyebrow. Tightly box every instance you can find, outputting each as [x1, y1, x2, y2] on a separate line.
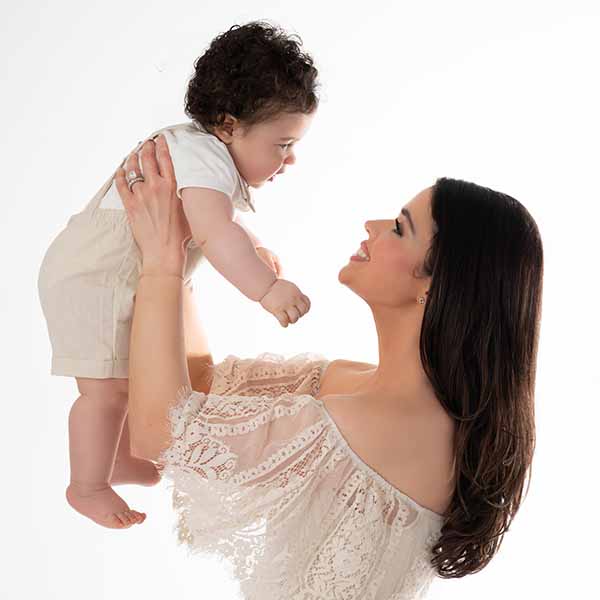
[400, 208, 416, 235]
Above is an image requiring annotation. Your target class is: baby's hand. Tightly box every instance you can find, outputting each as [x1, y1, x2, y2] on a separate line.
[259, 279, 311, 328]
[256, 246, 283, 277]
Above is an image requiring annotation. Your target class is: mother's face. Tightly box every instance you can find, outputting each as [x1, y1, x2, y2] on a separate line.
[338, 187, 435, 308]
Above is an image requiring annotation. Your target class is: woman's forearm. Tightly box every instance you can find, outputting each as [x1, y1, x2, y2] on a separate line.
[128, 275, 191, 459]
[182, 284, 214, 394]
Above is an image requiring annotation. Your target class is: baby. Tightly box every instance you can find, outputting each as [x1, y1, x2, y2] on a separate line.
[37, 22, 318, 529]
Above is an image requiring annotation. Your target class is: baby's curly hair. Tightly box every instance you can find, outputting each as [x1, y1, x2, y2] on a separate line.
[184, 21, 319, 131]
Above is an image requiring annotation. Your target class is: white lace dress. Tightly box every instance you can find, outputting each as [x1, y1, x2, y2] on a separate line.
[157, 353, 446, 599]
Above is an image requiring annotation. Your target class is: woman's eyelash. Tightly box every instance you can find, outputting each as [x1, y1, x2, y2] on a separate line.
[394, 218, 404, 236]
[278, 143, 291, 149]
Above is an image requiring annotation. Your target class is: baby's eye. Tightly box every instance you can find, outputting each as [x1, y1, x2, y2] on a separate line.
[394, 218, 404, 236]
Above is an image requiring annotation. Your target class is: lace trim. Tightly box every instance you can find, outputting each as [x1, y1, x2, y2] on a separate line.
[210, 352, 326, 398]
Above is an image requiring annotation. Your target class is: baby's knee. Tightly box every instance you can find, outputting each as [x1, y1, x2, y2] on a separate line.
[75, 377, 129, 410]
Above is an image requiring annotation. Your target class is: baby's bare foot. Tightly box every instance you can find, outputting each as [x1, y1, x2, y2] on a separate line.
[66, 482, 146, 529]
[110, 458, 162, 487]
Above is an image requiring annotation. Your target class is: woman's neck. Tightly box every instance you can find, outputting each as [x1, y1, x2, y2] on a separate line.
[358, 304, 437, 410]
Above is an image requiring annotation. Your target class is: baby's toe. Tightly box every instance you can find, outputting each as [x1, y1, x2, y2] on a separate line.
[125, 511, 140, 526]
[132, 511, 146, 524]
[116, 511, 134, 527]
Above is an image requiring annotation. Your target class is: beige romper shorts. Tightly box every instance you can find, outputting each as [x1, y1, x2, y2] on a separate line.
[37, 136, 203, 379]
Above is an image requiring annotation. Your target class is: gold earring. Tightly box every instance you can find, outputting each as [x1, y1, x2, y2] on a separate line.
[417, 296, 425, 304]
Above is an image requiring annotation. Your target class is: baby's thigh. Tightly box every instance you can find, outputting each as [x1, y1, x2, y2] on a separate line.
[75, 377, 129, 409]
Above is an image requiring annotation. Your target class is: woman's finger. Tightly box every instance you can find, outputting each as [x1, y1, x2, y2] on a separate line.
[115, 163, 135, 212]
[273, 256, 283, 277]
[139, 139, 159, 183]
[124, 151, 141, 176]
[266, 257, 277, 274]
[154, 134, 177, 183]
[123, 152, 144, 194]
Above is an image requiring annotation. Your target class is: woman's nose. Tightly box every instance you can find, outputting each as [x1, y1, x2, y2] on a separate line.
[364, 220, 387, 238]
[284, 151, 296, 165]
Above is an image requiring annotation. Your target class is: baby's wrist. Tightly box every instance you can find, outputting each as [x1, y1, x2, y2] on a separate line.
[258, 276, 283, 303]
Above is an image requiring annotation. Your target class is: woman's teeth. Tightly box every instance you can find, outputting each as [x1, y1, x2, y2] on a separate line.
[351, 247, 370, 261]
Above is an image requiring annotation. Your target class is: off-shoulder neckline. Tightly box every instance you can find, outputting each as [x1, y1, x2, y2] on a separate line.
[312, 359, 446, 523]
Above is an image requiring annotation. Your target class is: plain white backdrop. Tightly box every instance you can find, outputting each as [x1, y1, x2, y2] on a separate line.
[2, 0, 599, 598]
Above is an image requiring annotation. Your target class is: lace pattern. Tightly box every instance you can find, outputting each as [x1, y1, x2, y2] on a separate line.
[158, 353, 444, 599]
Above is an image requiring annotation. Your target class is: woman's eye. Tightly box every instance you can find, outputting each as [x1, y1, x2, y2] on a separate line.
[394, 218, 404, 236]
[278, 143, 291, 150]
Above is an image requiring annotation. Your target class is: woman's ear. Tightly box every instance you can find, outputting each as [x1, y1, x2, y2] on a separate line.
[213, 114, 239, 145]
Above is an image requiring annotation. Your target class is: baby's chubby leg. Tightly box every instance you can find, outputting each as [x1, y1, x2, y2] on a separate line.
[66, 378, 145, 529]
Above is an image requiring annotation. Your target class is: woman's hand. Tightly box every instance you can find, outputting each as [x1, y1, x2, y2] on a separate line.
[115, 136, 192, 277]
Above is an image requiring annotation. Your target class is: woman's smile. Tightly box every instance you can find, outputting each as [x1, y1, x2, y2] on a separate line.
[350, 241, 370, 261]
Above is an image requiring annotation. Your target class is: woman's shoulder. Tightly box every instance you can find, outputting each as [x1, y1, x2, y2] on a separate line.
[328, 358, 377, 371]
[325, 358, 377, 377]
[318, 358, 376, 397]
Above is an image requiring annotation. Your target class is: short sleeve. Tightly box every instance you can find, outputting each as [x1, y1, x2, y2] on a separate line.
[155, 353, 329, 565]
[158, 353, 329, 478]
[159, 123, 238, 201]
[208, 352, 327, 397]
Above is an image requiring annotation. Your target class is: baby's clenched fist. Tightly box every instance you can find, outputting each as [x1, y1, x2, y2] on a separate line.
[259, 279, 311, 327]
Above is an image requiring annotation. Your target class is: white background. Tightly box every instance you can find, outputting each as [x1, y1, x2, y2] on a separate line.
[2, 0, 599, 598]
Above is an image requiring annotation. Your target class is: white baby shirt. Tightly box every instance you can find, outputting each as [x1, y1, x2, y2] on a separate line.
[99, 121, 255, 213]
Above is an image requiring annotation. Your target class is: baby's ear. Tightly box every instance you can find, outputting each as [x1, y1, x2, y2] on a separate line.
[213, 114, 238, 144]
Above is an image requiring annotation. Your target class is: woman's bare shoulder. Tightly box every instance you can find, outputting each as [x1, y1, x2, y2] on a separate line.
[327, 358, 377, 372]
[319, 359, 376, 397]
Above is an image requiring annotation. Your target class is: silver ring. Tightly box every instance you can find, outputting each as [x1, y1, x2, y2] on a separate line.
[125, 169, 141, 183]
[127, 176, 145, 192]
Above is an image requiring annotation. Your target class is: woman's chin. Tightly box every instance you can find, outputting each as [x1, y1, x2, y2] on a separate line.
[337, 261, 354, 285]
[338, 265, 369, 305]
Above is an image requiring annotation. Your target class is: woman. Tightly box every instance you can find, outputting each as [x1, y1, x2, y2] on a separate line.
[117, 137, 543, 598]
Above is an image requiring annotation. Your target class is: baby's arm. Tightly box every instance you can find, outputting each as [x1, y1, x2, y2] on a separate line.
[233, 213, 263, 248]
[180, 187, 277, 301]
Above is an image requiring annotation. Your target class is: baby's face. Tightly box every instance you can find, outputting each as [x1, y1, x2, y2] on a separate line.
[228, 111, 315, 187]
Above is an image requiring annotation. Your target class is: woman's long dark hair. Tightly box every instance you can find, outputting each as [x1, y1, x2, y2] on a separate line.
[420, 177, 543, 577]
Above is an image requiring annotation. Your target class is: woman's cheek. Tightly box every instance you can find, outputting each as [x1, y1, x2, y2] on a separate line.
[376, 242, 414, 274]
